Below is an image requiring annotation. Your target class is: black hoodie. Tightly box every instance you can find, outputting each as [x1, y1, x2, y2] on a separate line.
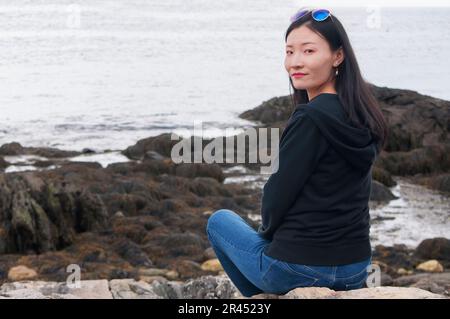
[258, 93, 378, 266]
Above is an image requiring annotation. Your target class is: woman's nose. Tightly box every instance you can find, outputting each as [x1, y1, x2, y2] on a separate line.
[288, 53, 305, 69]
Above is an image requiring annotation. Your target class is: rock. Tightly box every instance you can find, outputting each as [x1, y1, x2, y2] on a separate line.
[0, 227, 7, 254]
[414, 237, 450, 261]
[426, 173, 450, 193]
[416, 260, 444, 273]
[0, 173, 110, 254]
[65, 280, 113, 299]
[393, 272, 450, 296]
[0, 142, 81, 158]
[113, 211, 125, 218]
[189, 177, 231, 197]
[181, 275, 242, 299]
[172, 260, 205, 280]
[109, 279, 162, 299]
[0, 156, 9, 170]
[267, 287, 334, 299]
[279, 286, 445, 299]
[8, 265, 38, 281]
[121, 133, 180, 160]
[376, 145, 450, 176]
[239, 96, 294, 126]
[0, 288, 55, 299]
[175, 163, 225, 183]
[148, 280, 183, 299]
[397, 268, 414, 276]
[380, 272, 394, 286]
[370, 180, 398, 202]
[82, 148, 96, 154]
[372, 244, 419, 276]
[203, 247, 217, 260]
[138, 268, 169, 277]
[144, 151, 166, 161]
[371, 166, 396, 187]
[201, 259, 223, 272]
[112, 238, 153, 267]
[0, 142, 26, 156]
[139, 276, 168, 284]
[155, 232, 207, 262]
[0, 275, 447, 299]
[165, 271, 179, 280]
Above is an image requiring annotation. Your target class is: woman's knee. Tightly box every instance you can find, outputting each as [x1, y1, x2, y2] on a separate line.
[206, 209, 236, 234]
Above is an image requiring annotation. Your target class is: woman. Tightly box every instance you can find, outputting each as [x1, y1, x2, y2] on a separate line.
[206, 8, 388, 297]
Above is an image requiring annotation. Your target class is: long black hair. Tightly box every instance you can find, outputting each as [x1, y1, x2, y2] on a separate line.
[286, 12, 388, 153]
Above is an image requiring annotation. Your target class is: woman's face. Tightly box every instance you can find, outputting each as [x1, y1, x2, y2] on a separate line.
[285, 25, 344, 95]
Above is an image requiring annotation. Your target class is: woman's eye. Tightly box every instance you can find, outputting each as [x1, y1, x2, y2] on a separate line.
[286, 51, 293, 55]
[305, 49, 314, 54]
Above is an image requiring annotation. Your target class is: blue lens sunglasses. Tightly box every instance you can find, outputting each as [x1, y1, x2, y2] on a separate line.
[290, 8, 332, 23]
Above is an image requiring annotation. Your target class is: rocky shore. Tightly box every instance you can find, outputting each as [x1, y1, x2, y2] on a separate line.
[0, 84, 449, 298]
[0, 276, 446, 299]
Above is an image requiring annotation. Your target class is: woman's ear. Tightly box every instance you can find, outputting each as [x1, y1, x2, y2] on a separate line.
[334, 46, 345, 67]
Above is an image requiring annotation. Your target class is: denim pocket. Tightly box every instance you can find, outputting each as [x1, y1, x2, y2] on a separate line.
[343, 268, 369, 290]
[261, 255, 319, 294]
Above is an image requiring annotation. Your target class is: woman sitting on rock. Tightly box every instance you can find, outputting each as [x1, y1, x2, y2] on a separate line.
[206, 8, 388, 297]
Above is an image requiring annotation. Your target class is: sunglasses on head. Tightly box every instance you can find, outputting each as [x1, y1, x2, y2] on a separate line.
[290, 8, 332, 23]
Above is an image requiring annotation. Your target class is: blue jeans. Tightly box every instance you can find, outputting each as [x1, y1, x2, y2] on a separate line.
[206, 209, 372, 297]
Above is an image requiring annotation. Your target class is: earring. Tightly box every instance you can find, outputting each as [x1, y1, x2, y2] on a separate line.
[335, 67, 339, 76]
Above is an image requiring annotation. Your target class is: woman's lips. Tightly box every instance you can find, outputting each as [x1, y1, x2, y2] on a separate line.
[292, 73, 307, 78]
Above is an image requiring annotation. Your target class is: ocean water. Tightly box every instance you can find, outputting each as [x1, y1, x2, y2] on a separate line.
[0, 1, 449, 152]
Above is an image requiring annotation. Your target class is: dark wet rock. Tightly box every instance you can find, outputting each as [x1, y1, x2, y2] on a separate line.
[370, 86, 449, 152]
[203, 247, 217, 261]
[189, 177, 232, 197]
[175, 163, 225, 183]
[370, 180, 397, 202]
[239, 95, 293, 126]
[0, 140, 260, 284]
[409, 173, 450, 195]
[0, 142, 80, 158]
[112, 238, 153, 267]
[375, 145, 450, 176]
[430, 174, 450, 194]
[122, 131, 278, 171]
[171, 260, 206, 280]
[380, 272, 394, 286]
[143, 151, 166, 161]
[372, 244, 419, 277]
[393, 272, 450, 296]
[122, 133, 185, 160]
[82, 148, 96, 154]
[108, 157, 225, 183]
[59, 161, 103, 170]
[0, 142, 24, 156]
[0, 157, 9, 170]
[0, 172, 110, 254]
[33, 160, 57, 168]
[372, 239, 450, 284]
[414, 238, 450, 263]
[372, 166, 396, 187]
[143, 232, 208, 268]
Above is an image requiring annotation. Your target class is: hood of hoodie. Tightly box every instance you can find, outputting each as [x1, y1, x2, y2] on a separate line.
[296, 93, 378, 172]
